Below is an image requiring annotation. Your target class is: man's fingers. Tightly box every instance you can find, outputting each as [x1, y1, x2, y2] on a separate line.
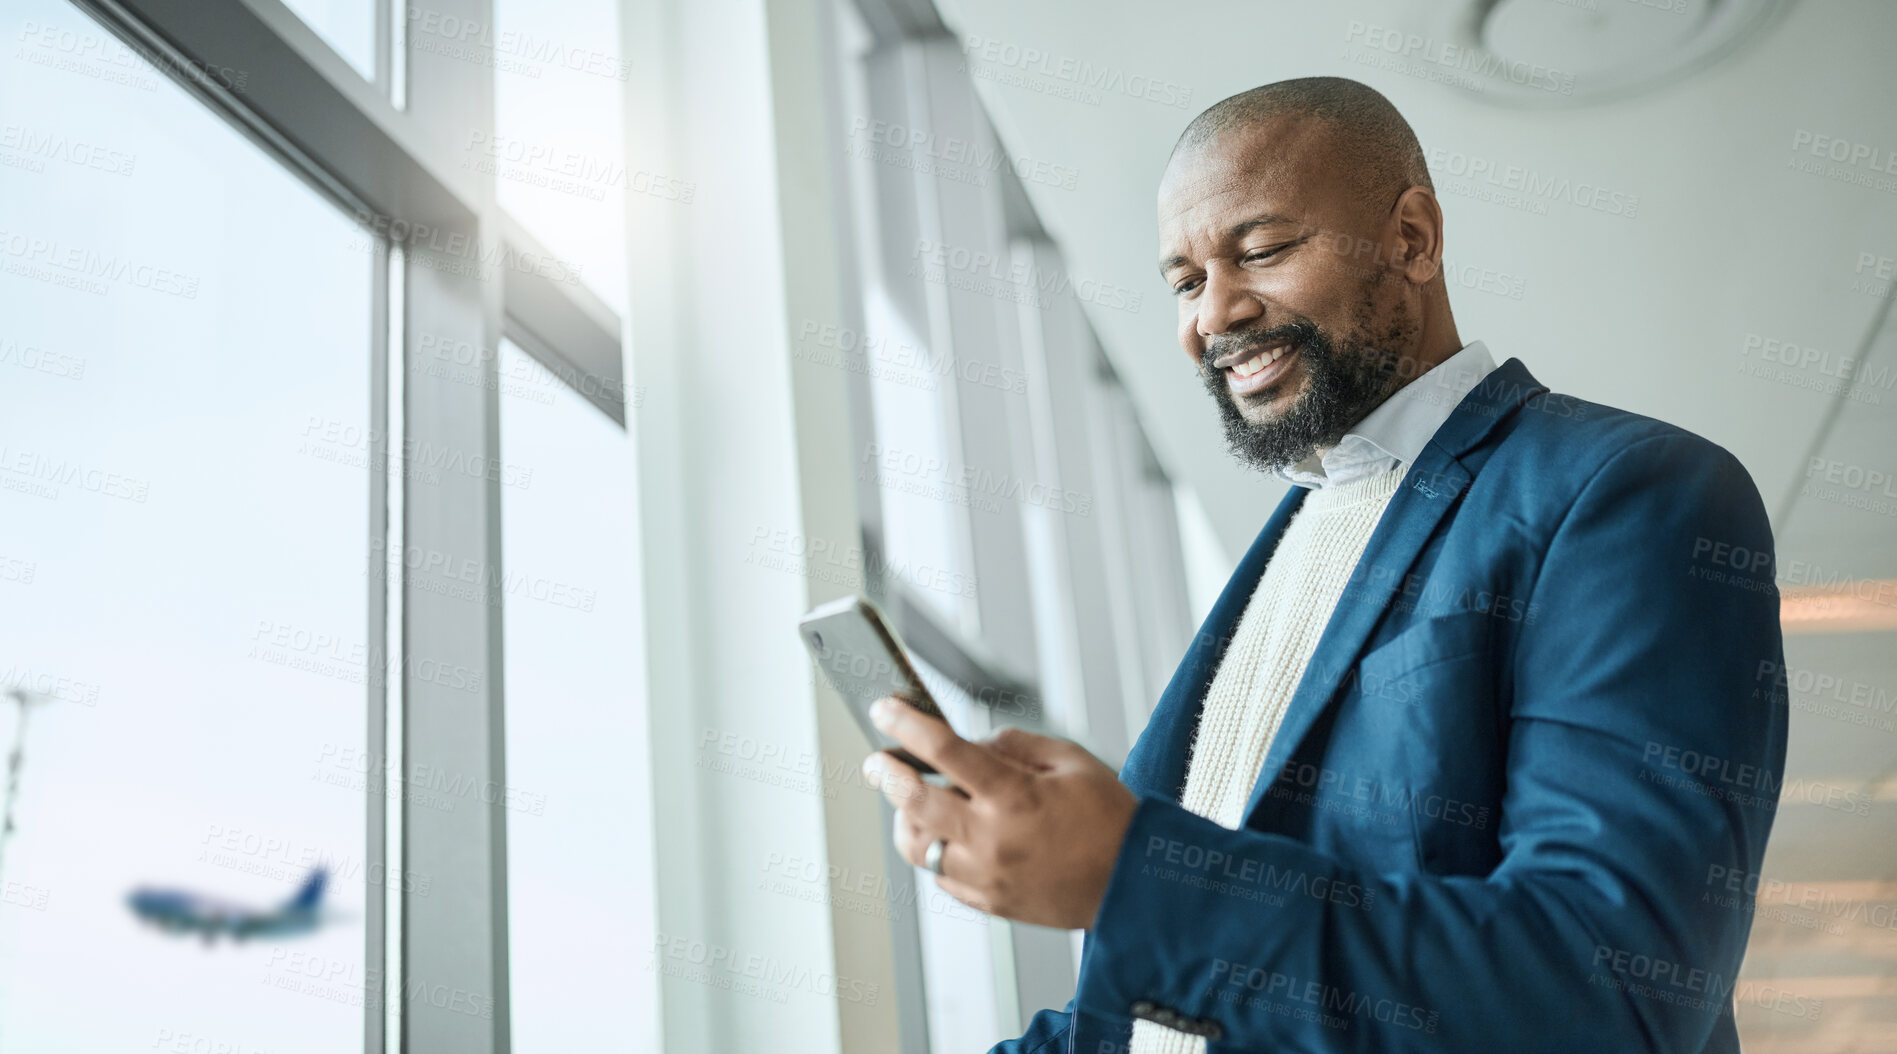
[862, 750, 928, 807]
[893, 811, 966, 880]
[863, 750, 971, 838]
[895, 814, 990, 910]
[870, 696, 1022, 795]
[893, 811, 924, 867]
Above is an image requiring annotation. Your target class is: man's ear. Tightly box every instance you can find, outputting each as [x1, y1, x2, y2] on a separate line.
[1391, 186, 1444, 285]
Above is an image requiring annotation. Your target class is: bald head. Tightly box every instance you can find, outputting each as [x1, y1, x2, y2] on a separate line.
[1171, 77, 1432, 215]
[1157, 77, 1462, 473]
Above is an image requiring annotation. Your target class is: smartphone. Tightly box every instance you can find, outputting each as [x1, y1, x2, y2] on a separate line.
[799, 595, 946, 776]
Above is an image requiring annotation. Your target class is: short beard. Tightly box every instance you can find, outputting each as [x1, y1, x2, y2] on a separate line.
[1199, 303, 1414, 473]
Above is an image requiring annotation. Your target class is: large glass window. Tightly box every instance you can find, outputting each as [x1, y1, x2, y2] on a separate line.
[0, 3, 372, 1049]
[279, 0, 375, 80]
[496, 338, 654, 1051]
[860, 288, 973, 631]
[490, 0, 630, 315]
[830, 7, 978, 638]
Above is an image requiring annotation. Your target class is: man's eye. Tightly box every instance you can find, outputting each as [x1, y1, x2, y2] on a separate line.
[1244, 246, 1285, 264]
[1171, 276, 1203, 297]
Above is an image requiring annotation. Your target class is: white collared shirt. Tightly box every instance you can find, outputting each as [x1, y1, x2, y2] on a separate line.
[1275, 341, 1498, 490]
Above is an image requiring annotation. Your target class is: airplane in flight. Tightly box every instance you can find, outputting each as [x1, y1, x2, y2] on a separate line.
[127, 868, 328, 943]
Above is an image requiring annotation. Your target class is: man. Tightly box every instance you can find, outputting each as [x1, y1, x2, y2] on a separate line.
[860, 77, 1786, 1053]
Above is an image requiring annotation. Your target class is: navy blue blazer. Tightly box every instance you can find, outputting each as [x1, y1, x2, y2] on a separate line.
[994, 358, 1788, 1054]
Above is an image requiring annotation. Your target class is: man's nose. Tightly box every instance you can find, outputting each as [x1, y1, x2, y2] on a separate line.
[1195, 269, 1263, 339]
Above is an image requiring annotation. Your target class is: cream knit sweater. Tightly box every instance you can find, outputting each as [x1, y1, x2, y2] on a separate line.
[1129, 466, 1404, 1054]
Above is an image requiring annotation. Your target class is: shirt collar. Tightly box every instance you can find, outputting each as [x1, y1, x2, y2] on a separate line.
[1276, 340, 1499, 490]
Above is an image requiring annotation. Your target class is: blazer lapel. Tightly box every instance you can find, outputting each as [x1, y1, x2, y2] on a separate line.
[1239, 357, 1550, 822]
[1118, 483, 1306, 801]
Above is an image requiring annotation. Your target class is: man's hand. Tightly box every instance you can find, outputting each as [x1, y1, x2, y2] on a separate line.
[860, 696, 1138, 930]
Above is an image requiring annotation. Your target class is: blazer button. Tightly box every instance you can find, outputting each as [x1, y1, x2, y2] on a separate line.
[1130, 1000, 1156, 1018]
[1198, 1020, 1225, 1042]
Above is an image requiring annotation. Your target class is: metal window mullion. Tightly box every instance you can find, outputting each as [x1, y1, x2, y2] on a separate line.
[399, 1, 510, 1051]
[379, 244, 409, 1054]
[823, 4, 927, 1049]
[366, 234, 392, 1054]
[497, 213, 626, 426]
[372, 0, 391, 96]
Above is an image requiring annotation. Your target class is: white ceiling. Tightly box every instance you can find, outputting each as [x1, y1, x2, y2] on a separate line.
[932, 0, 1897, 564]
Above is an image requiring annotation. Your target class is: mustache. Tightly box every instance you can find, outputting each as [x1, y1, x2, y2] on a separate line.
[1200, 319, 1323, 370]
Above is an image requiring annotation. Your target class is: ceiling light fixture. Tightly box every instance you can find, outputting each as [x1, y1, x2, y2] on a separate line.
[1435, 0, 1791, 106]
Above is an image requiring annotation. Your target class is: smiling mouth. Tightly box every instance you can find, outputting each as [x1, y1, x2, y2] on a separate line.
[1221, 342, 1300, 397]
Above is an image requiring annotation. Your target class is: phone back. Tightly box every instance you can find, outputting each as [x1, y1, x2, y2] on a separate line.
[799, 597, 945, 772]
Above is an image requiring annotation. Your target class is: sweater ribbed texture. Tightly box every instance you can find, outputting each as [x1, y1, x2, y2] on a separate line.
[1128, 466, 1403, 1054]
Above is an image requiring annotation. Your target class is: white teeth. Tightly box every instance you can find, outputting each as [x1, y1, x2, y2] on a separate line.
[1230, 346, 1289, 379]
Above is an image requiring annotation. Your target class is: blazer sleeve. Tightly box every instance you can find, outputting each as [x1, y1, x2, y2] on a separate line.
[1058, 433, 1787, 1052]
[986, 1002, 1073, 1054]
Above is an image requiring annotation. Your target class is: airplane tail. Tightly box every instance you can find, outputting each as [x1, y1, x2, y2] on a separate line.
[289, 868, 327, 913]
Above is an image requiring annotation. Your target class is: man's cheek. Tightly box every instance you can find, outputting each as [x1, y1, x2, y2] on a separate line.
[1181, 323, 1206, 363]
